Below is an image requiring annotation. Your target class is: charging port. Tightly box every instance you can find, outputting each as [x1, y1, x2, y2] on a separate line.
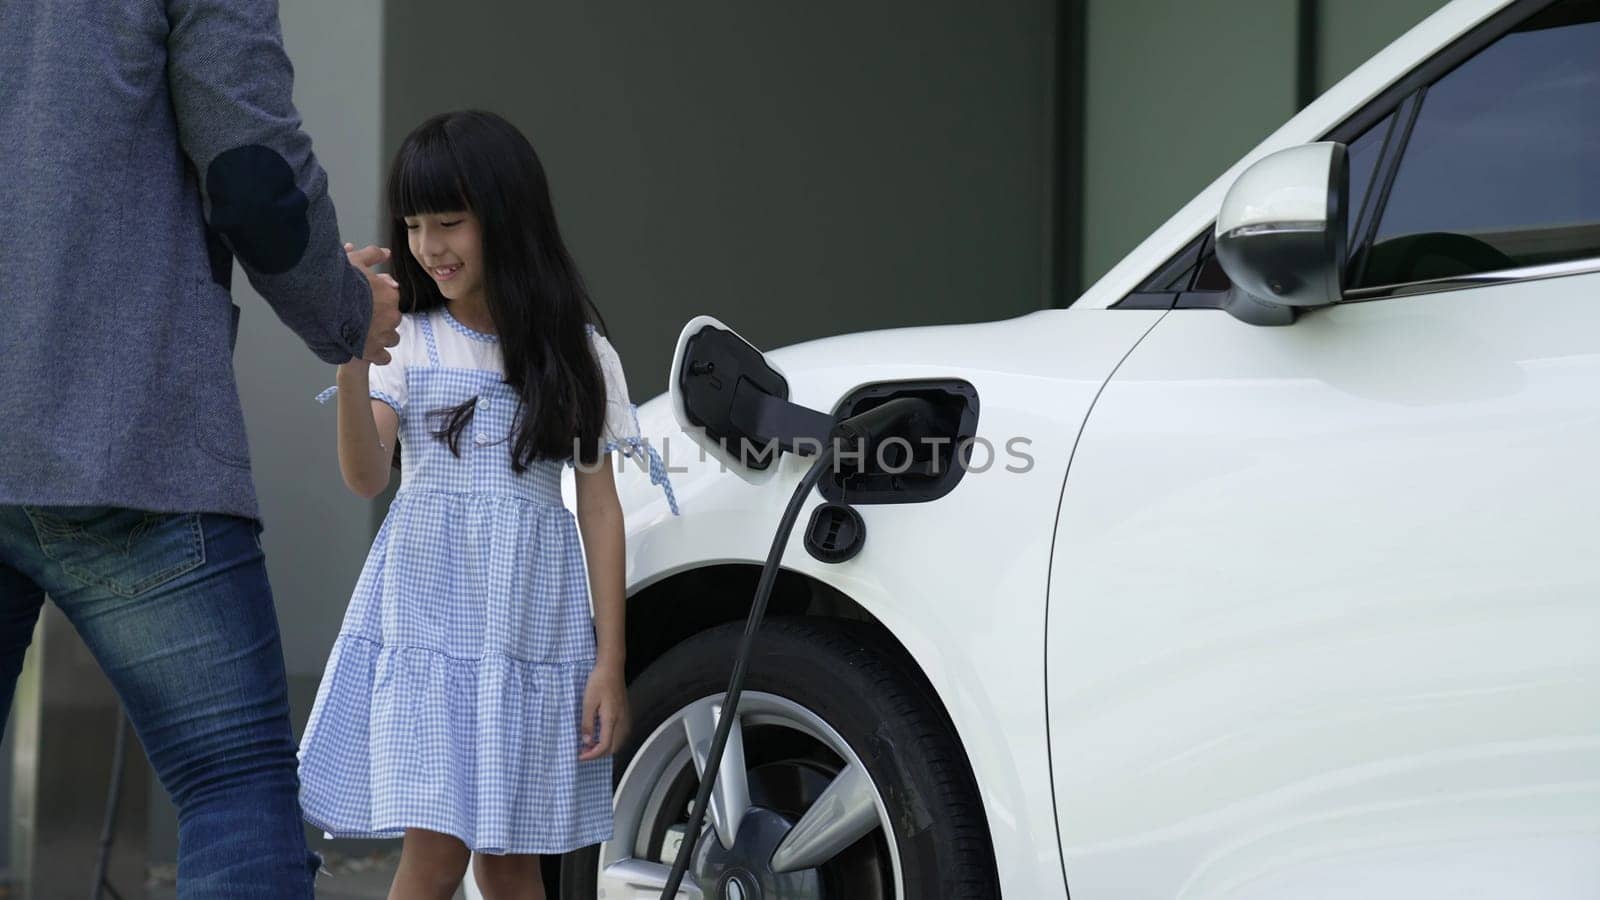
[819, 380, 979, 505]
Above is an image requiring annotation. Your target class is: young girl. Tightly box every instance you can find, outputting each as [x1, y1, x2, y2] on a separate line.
[298, 110, 678, 900]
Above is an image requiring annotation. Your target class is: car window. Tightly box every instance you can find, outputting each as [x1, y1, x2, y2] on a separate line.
[1356, 0, 1600, 288]
[1344, 110, 1396, 250]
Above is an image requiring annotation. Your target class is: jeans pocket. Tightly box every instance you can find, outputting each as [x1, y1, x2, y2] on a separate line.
[22, 506, 206, 598]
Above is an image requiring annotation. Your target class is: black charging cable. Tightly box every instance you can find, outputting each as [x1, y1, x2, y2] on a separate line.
[658, 442, 836, 899]
[658, 395, 937, 898]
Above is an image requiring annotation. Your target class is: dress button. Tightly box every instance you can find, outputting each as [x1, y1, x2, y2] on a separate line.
[475, 432, 489, 445]
[477, 397, 489, 410]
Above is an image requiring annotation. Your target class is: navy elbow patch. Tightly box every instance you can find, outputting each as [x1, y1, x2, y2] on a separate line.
[205, 145, 310, 275]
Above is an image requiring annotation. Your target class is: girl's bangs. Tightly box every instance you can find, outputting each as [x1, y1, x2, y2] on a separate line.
[391, 139, 470, 218]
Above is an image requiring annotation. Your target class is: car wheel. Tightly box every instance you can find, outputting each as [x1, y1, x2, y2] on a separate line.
[560, 618, 999, 899]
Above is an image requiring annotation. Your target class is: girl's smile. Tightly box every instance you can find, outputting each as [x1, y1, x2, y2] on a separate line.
[405, 210, 483, 302]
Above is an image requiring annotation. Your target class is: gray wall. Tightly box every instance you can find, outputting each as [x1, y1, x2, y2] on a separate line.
[1078, 0, 1448, 289]
[1080, 0, 1298, 287]
[383, 1, 1059, 392]
[1319, 0, 1450, 91]
[145, 0, 388, 865]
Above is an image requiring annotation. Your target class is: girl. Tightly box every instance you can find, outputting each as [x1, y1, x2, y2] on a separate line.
[298, 110, 678, 900]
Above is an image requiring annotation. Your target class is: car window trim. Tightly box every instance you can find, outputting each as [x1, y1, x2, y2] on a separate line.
[1341, 255, 1600, 302]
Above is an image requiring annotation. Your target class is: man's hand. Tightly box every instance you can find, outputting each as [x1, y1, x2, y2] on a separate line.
[346, 243, 400, 365]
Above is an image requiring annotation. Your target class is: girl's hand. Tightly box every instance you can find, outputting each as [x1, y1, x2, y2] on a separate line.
[345, 242, 401, 365]
[579, 663, 630, 761]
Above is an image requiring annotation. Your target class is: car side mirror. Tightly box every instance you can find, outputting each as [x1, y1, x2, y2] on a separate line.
[1215, 141, 1349, 326]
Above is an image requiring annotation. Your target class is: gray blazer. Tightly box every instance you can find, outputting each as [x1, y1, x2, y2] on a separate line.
[0, 0, 372, 521]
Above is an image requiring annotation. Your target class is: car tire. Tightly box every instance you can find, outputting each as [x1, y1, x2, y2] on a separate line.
[560, 617, 999, 899]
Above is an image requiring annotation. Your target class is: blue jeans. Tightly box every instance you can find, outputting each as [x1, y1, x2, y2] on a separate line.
[0, 506, 322, 896]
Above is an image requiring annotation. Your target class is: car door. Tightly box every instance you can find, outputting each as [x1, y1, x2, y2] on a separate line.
[1047, 2, 1600, 897]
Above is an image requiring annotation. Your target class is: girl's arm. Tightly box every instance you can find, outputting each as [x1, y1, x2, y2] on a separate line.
[576, 455, 631, 760]
[335, 360, 400, 499]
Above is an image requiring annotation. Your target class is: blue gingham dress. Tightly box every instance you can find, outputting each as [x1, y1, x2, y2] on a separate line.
[297, 308, 677, 855]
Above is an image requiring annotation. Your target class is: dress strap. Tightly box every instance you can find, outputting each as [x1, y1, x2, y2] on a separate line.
[418, 311, 442, 366]
[641, 439, 681, 516]
[591, 436, 681, 517]
[609, 405, 681, 516]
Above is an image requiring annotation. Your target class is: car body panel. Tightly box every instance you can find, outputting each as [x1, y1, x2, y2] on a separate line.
[588, 309, 1162, 897]
[1049, 273, 1600, 897]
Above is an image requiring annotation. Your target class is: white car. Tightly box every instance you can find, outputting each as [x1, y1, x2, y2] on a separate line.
[551, 0, 1600, 896]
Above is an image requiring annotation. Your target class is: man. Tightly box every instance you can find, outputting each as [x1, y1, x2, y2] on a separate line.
[0, 0, 400, 893]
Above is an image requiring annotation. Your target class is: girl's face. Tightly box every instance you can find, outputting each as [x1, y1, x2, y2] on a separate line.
[405, 210, 485, 304]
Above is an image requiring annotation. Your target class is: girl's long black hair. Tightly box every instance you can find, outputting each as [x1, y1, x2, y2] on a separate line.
[386, 110, 611, 470]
